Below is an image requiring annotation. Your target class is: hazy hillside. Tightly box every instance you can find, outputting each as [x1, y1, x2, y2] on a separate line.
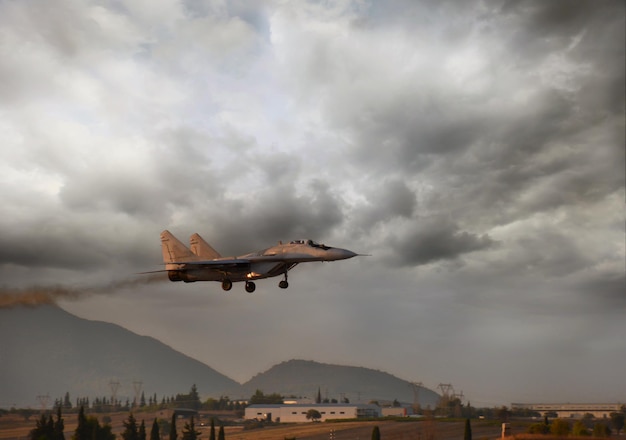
[0, 305, 239, 408]
[238, 359, 440, 407]
[1, 306, 440, 409]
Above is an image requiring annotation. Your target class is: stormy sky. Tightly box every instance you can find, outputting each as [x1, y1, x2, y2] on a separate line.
[1, 0, 624, 406]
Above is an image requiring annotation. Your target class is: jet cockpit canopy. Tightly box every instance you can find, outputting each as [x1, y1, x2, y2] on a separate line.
[290, 239, 330, 250]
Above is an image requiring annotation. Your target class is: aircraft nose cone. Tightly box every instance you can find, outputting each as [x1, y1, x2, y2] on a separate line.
[329, 248, 358, 260]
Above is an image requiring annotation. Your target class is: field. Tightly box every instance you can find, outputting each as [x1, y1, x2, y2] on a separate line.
[0, 412, 615, 440]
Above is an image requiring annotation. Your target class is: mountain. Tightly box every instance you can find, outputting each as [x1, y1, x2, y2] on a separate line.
[0, 305, 239, 408]
[238, 359, 440, 407]
[0, 306, 440, 409]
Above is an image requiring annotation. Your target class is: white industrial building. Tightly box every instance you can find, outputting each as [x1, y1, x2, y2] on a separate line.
[512, 403, 624, 419]
[245, 403, 382, 423]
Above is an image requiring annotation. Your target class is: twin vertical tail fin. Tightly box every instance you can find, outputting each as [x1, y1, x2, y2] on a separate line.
[161, 230, 200, 263]
[190, 233, 222, 259]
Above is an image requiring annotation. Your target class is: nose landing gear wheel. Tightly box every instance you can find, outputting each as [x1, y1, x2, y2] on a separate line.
[279, 280, 289, 289]
[245, 281, 256, 293]
[221, 280, 232, 291]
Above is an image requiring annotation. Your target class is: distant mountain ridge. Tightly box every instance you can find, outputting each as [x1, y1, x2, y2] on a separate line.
[238, 359, 440, 407]
[0, 305, 239, 408]
[0, 306, 439, 408]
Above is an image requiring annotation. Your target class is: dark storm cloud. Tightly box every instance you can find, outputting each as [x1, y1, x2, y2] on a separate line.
[390, 218, 495, 266]
[1, 0, 624, 407]
[187, 177, 347, 255]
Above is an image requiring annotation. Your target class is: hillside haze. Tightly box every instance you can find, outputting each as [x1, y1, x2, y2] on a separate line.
[239, 360, 440, 407]
[0, 306, 439, 409]
[0, 305, 239, 408]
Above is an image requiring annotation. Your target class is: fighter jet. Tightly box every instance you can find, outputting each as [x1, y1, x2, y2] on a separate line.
[159, 230, 361, 292]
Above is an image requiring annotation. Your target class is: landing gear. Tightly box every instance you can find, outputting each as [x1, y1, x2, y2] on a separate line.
[279, 272, 289, 289]
[245, 281, 256, 293]
[221, 280, 232, 291]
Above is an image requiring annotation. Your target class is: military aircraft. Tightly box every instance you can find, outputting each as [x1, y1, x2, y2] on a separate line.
[158, 230, 361, 292]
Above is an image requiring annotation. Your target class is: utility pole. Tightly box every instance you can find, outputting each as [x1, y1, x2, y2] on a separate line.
[410, 382, 423, 415]
[110, 380, 120, 409]
[37, 394, 50, 411]
[132, 381, 143, 408]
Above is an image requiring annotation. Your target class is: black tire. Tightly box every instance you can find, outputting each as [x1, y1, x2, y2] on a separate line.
[222, 280, 233, 291]
[245, 281, 256, 293]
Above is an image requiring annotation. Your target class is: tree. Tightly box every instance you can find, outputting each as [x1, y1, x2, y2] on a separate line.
[550, 419, 570, 437]
[30, 413, 53, 440]
[572, 420, 589, 436]
[371, 425, 380, 440]
[463, 418, 472, 440]
[74, 406, 90, 440]
[217, 426, 225, 440]
[593, 422, 611, 437]
[53, 407, 65, 440]
[63, 393, 72, 410]
[72, 409, 114, 440]
[610, 412, 625, 435]
[150, 419, 160, 440]
[139, 420, 147, 440]
[121, 413, 139, 440]
[249, 390, 283, 405]
[181, 417, 200, 440]
[306, 410, 321, 422]
[316, 388, 322, 404]
[169, 413, 177, 440]
[209, 419, 215, 440]
[527, 423, 550, 434]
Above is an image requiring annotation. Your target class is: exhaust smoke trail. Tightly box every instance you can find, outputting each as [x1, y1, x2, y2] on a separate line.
[0, 274, 167, 309]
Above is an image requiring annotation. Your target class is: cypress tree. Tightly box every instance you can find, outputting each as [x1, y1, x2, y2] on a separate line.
[54, 406, 65, 440]
[169, 413, 177, 440]
[138, 420, 146, 440]
[217, 425, 225, 440]
[122, 413, 138, 440]
[371, 425, 380, 440]
[74, 406, 90, 440]
[209, 418, 215, 440]
[29, 413, 50, 440]
[464, 418, 472, 440]
[181, 417, 200, 440]
[150, 419, 160, 440]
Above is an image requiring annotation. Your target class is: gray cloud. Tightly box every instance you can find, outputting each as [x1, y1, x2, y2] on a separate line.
[0, 0, 623, 406]
[389, 218, 495, 266]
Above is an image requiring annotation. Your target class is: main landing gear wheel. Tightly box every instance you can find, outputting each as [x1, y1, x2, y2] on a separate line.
[245, 281, 256, 293]
[221, 280, 232, 291]
[279, 280, 289, 289]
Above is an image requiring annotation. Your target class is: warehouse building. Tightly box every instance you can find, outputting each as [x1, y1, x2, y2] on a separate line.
[245, 403, 381, 423]
[511, 403, 623, 419]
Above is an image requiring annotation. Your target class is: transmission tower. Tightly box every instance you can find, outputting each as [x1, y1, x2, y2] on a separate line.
[452, 390, 465, 403]
[109, 381, 120, 408]
[132, 381, 143, 407]
[437, 383, 454, 398]
[410, 382, 423, 414]
[37, 394, 50, 411]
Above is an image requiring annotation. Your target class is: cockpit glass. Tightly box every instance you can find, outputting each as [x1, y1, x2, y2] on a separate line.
[289, 239, 330, 250]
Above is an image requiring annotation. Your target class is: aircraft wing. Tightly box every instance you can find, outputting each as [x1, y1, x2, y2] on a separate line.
[174, 259, 251, 269]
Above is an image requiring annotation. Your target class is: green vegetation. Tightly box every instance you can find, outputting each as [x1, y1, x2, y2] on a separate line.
[29, 407, 65, 440]
[305, 409, 321, 422]
[181, 417, 200, 440]
[550, 419, 570, 436]
[610, 412, 624, 435]
[249, 389, 283, 405]
[74, 406, 115, 440]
